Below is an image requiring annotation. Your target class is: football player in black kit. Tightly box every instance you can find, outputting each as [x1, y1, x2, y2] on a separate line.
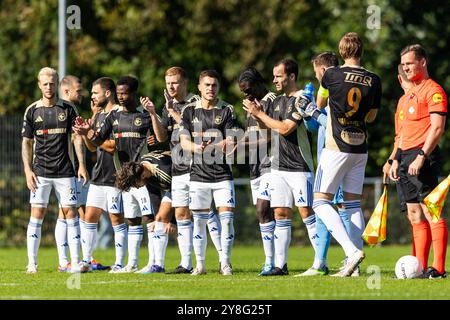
[74, 76, 167, 273]
[179, 70, 238, 276]
[238, 67, 277, 275]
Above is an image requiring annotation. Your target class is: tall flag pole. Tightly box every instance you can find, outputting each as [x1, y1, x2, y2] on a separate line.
[58, 0, 66, 78]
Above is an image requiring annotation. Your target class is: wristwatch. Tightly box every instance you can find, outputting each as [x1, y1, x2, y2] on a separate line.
[418, 149, 427, 157]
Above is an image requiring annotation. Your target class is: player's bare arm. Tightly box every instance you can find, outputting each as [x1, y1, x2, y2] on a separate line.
[407, 113, 446, 176]
[73, 133, 89, 184]
[21, 137, 37, 192]
[244, 99, 296, 136]
[180, 134, 210, 154]
[140, 96, 168, 143]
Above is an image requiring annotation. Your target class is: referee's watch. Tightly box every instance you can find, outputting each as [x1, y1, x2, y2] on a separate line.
[418, 149, 427, 158]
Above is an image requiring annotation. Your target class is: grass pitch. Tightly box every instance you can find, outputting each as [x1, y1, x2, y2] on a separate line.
[0, 245, 448, 300]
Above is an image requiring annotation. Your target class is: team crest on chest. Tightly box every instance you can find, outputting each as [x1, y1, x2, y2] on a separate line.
[134, 117, 142, 126]
[214, 115, 222, 125]
[58, 112, 66, 122]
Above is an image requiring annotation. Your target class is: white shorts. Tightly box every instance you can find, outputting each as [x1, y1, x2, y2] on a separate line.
[314, 148, 368, 195]
[269, 170, 314, 208]
[250, 172, 271, 205]
[171, 173, 190, 208]
[86, 184, 122, 214]
[189, 180, 235, 210]
[122, 185, 154, 219]
[30, 176, 77, 208]
[161, 191, 172, 204]
[75, 179, 89, 207]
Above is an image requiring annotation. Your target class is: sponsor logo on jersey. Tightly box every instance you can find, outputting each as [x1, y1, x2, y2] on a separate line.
[192, 117, 200, 123]
[214, 116, 222, 124]
[36, 128, 67, 135]
[274, 105, 280, 112]
[134, 117, 142, 126]
[340, 127, 366, 145]
[58, 112, 67, 122]
[399, 110, 404, 120]
[114, 132, 141, 138]
[35, 116, 43, 123]
[433, 93, 444, 103]
[113, 120, 119, 126]
[343, 72, 373, 87]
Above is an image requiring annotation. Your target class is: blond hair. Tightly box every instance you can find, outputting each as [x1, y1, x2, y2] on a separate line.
[37, 67, 58, 82]
[339, 32, 363, 60]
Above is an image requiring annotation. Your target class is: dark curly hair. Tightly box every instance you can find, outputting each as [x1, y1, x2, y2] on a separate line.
[115, 162, 144, 192]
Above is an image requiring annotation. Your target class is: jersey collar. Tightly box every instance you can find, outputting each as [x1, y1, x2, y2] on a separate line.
[35, 98, 66, 108]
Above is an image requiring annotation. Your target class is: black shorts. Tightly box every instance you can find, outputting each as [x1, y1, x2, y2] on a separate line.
[398, 147, 441, 203]
[395, 181, 407, 213]
[146, 184, 162, 213]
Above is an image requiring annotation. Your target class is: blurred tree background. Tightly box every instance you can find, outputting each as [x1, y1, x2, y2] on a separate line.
[0, 0, 449, 246]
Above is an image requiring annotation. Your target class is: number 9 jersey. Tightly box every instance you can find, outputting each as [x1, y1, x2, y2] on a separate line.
[321, 66, 382, 154]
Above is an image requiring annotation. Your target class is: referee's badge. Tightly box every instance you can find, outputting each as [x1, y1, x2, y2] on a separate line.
[58, 112, 66, 122]
[214, 115, 222, 124]
[134, 117, 142, 126]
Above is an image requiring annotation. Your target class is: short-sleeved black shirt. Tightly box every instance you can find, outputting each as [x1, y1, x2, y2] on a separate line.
[179, 99, 237, 183]
[94, 106, 153, 169]
[22, 98, 78, 178]
[90, 106, 119, 186]
[246, 92, 276, 180]
[160, 93, 200, 176]
[268, 95, 314, 173]
[321, 66, 382, 153]
[140, 152, 172, 191]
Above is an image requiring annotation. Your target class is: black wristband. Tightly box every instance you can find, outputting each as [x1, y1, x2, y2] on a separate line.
[387, 159, 393, 165]
[394, 149, 401, 161]
[311, 109, 322, 120]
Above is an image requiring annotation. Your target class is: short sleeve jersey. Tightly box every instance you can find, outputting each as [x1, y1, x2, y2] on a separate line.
[396, 78, 447, 151]
[90, 106, 119, 186]
[160, 93, 200, 176]
[179, 99, 237, 183]
[246, 92, 276, 180]
[269, 95, 314, 173]
[95, 106, 153, 170]
[322, 66, 382, 153]
[140, 152, 172, 191]
[22, 98, 78, 178]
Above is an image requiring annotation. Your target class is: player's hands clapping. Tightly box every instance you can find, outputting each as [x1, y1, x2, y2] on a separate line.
[73, 116, 91, 136]
[243, 99, 263, 118]
[140, 96, 156, 115]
